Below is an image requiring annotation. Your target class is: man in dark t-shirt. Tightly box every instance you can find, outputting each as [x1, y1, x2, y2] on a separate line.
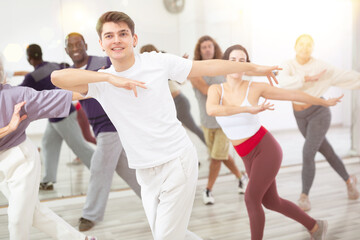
[65, 33, 140, 231]
[21, 44, 94, 190]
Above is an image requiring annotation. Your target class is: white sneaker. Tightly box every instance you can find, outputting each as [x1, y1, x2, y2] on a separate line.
[298, 194, 311, 212]
[310, 220, 328, 240]
[203, 189, 215, 205]
[238, 174, 248, 194]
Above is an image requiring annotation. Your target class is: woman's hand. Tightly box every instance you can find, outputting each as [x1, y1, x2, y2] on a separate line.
[251, 65, 282, 86]
[248, 99, 275, 114]
[305, 69, 327, 82]
[8, 101, 27, 132]
[322, 94, 344, 107]
[108, 75, 147, 97]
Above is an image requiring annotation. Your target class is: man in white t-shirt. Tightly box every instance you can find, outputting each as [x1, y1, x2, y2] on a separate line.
[51, 11, 280, 240]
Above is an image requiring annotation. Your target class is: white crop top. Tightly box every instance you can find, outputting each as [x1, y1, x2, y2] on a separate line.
[215, 81, 261, 140]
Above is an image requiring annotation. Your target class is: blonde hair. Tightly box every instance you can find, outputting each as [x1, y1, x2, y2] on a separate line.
[295, 34, 314, 47]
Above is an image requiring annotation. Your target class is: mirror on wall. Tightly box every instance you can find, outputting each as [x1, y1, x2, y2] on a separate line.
[0, 0, 356, 206]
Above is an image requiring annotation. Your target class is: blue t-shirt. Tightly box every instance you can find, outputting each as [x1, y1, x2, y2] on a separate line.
[76, 56, 116, 136]
[20, 61, 75, 122]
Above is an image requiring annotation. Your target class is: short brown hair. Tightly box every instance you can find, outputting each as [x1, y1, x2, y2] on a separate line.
[140, 44, 159, 53]
[223, 44, 251, 62]
[96, 11, 135, 38]
[193, 35, 223, 60]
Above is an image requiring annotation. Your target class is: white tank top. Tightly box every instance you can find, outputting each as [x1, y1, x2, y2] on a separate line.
[215, 81, 261, 140]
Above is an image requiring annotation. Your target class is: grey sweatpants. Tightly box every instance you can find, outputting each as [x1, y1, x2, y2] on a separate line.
[82, 131, 141, 222]
[42, 111, 94, 183]
[294, 105, 349, 195]
[174, 93, 206, 144]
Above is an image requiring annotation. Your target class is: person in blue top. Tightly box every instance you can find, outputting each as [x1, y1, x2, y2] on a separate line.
[21, 44, 94, 190]
[0, 58, 96, 240]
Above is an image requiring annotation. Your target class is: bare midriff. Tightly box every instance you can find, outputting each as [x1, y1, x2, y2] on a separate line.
[293, 102, 312, 111]
[230, 137, 250, 146]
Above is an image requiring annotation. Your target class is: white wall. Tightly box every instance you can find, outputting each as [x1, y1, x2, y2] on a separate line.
[351, 0, 360, 153]
[250, 0, 353, 130]
[179, 0, 353, 131]
[1, 0, 182, 134]
[1, 0, 355, 134]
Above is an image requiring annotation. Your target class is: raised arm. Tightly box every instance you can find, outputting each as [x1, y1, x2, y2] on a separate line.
[328, 64, 360, 89]
[206, 85, 273, 116]
[0, 101, 27, 138]
[51, 69, 107, 94]
[51, 68, 147, 96]
[189, 60, 280, 85]
[72, 91, 87, 101]
[13, 71, 30, 77]
[277, 62, 306, 90]
[258, 82, 343, 106]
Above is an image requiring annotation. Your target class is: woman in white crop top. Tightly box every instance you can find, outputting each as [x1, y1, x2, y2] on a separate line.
[206, 44, 343, 240]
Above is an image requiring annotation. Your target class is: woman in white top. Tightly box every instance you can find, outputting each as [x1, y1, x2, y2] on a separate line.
[278, 34, 360, 211]
[206, 44, 343, 240]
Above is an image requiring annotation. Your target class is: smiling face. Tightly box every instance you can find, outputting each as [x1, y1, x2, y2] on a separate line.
[65, 35, 88, 67]
[227, 49, 247, 79]
[99, 21, 138, 64]
[295, 35, 314, 61]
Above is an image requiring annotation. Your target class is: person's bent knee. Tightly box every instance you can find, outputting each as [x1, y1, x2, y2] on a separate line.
[262, 199, 280, 211]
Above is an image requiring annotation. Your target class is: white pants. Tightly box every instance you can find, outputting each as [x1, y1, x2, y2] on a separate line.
[0, 138, 85, 240]
[136, 144, 202, 240]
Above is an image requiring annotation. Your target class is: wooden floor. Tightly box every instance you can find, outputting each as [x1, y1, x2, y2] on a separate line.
[0, 125, 352, 205]
[0, 158, 359, 239]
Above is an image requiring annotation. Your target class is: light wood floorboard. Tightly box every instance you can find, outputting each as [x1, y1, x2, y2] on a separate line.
[0, 159, 359, 239]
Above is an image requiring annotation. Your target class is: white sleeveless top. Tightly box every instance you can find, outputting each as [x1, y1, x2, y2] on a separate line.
[215, 81, 261, 140]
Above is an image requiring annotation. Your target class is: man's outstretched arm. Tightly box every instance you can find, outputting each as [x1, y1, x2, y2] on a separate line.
[51, 68, 147, 97]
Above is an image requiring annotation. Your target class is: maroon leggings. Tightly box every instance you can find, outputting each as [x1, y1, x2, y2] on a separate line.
[235, 129, 316, 240]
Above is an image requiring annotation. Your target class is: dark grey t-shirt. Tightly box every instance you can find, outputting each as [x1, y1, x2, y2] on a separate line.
[193, 75, 226, 129]
[0, 84, 72, 151]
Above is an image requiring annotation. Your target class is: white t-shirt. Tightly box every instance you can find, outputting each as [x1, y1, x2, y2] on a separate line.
[86, 52, 193, 169]
[168, 80, 181, 93]
[278, 58, 360, 104]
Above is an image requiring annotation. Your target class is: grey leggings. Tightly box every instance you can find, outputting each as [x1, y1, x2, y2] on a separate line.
[294, 105, 349, 195]
[174, 93, 206, 144]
